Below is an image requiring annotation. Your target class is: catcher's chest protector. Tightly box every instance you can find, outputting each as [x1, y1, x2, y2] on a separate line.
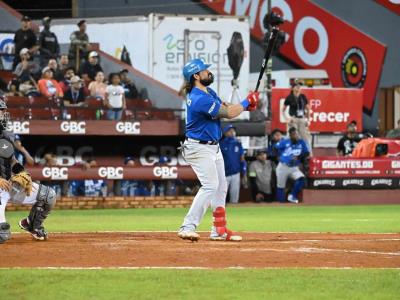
[0, 138, 14, 180]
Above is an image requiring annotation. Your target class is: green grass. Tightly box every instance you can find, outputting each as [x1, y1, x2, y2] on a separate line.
[0, 269, 399, 300]
[5, 204, 400, 233]
[3, 205, 400, 299]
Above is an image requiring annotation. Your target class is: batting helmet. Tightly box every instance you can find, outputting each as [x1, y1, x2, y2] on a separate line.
[182, 59, 211, 82]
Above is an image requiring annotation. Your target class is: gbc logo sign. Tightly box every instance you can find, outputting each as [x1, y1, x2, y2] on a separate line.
[7, 121, 30, 134]
[98, 167, 123, 179]
[392, 161, 400, 169]
[42, 167, 68, 180]
[153, 166, 178, 179]
[116, 122, 140, 135]
[60, 121, 86, 134]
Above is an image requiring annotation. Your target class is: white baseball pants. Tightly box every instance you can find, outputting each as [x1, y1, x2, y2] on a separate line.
[0, 182, 40, 223]
[180, 140, 227, 231]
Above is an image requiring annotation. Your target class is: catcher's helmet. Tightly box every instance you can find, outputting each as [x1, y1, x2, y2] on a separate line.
[0, 97, 10, 131]
[182, 59, 211, 82]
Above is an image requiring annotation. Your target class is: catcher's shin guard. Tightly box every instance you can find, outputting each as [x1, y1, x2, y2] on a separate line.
[27, 184, 56, 239]
[211, 206, 242, 241]
[0, 222, 10, 243]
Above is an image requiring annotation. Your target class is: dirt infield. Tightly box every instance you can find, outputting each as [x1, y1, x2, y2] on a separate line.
[1, 232, 399, 268]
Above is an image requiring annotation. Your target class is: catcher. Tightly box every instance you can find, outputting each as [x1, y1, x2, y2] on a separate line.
[0, 98, 56, 243]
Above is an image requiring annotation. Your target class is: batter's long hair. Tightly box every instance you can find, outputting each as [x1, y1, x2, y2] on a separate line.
[179, 76, 196, 98]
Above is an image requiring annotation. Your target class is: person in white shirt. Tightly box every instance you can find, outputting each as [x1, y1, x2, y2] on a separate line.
[104, 73, 126, 120]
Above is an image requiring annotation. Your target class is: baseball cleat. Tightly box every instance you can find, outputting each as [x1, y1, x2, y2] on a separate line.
[287, 194, 299, 204]
[19, 218, 48, 241]
[210, 229, 242, 242]
[0, 222, 11, 243]
[178, 230, 200, 241]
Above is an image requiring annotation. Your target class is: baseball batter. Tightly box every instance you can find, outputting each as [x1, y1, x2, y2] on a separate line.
[178, 58, 258, 241]
[0, 99, 56, 243]
[274, 127, 310, 203]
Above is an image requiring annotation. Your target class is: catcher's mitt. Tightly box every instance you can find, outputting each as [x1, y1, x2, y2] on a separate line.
[10, 171, 32, 196]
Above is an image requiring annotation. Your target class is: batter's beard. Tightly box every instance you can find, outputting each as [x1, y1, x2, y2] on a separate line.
[200, 73, 214, 86]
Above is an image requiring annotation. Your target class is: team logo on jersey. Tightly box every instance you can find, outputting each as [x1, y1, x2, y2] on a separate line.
[341, 47, 367, 88]
[234, 146, 239, 153]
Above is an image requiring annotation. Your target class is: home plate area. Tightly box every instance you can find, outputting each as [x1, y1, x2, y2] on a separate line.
[1, 232, 399, 269]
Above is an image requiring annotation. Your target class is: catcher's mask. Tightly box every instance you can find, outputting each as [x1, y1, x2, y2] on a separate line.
[0, 98, 10, 131]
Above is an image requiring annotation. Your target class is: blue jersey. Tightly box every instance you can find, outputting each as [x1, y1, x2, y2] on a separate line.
[185, 87, 222, 142]
[220, 137, 244, 176]
[274, 138, 309, 166]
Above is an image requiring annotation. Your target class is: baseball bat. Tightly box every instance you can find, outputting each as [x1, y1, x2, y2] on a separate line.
[254, 27, 279, 92]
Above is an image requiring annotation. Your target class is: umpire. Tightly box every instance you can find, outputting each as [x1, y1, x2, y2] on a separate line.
[220, 124, 246, 204]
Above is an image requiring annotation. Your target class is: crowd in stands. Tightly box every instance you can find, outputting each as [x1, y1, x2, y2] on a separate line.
[1, 16, 142, 120]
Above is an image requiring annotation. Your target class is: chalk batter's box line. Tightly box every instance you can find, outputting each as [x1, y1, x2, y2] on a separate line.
[10, 230, 400, 235]
[1, 267, 400, 270]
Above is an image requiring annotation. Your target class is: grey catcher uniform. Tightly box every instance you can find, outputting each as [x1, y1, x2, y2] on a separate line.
[0, 99, 56, 243]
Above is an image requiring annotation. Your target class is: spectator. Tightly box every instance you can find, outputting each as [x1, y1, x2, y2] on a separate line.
[386, 119, 400, 138]
[84, 180, 107, 197]
[59, 54, 70, 72]
[104, 73, 126, 120]
[63, 75, 87, 106]
[249, 150, 273, 203]
[47, 58, 64, 82]
[88, 71, 107, 100]
[274, 127, 310, 203]
[18, 78, 40, 97]
[13, 48, 40, 82]
[38, 67, 63, 98]
[13, 134, 34, 166]
[282, 83, 312, 154]
[119, 69, 138, 98]
[337, 124, 361, 156]
[267, 129, 283, 165]
[121, 157, 137, 196]
[155, 156, 177, 196]
[39, 152, 58, 166]
[220, 124, 246, 204]
[38, 17, 60, 65]
[5, 79, 23, 97]
[68, 20, 90, 71]
[13, 16, 39, 69]
[59, 67, 75, 94]
[80, 51, 103, 83]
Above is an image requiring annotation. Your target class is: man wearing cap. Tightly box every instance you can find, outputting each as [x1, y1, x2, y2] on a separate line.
[220, 124, 246, 204]
[80, 51, 103, 82]
[63, 75, 87, 106]
[177, 58, 259, 242]
[68, 20, 90, 71]
[38, 67, 63, 98]
[13, 16, 39, 69]
[13, 48, 40, 81]
[249, 150, 273, 202]
[39, 17, 60, 64]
